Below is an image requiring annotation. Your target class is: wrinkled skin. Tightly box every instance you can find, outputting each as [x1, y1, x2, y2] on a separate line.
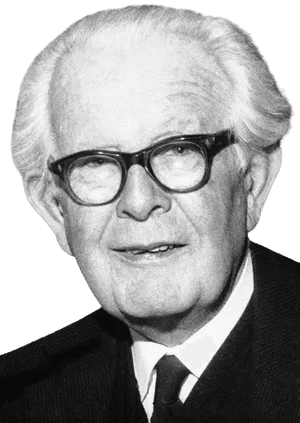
[31, 37, 277, 346]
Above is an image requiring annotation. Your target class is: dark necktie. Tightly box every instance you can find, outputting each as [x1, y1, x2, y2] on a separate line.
[151, 354, 189, 423]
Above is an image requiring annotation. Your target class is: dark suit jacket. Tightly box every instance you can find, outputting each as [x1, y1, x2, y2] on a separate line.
[1, 242, 300, 422]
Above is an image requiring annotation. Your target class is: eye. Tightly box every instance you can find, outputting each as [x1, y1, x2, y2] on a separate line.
[161, 143, 198, 158]
[170, 145, 191, 155]
[80, 157, 105, 167]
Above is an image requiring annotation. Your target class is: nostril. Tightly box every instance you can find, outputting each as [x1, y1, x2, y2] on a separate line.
[151, 205, 163, 213]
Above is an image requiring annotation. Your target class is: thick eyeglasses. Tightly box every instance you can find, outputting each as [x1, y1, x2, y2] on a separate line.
[48, 130, 235, 206]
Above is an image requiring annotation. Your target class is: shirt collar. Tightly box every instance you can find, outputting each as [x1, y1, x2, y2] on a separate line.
[130, 250, 253, 401]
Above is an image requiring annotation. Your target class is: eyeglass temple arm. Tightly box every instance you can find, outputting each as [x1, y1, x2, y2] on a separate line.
[263, 139, 281, 153]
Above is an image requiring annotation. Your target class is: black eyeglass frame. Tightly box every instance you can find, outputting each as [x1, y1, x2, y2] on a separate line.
[48, 130, 235, 206]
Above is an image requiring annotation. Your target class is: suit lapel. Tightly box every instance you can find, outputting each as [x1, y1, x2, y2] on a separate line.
[113, 319, 148, 423]
[178, 242, 300, 421]
[181, 299, 253, 422]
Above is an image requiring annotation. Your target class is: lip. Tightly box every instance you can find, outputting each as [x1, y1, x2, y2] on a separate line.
[110, 242, 187, 262]
[112, 242, 186, 252]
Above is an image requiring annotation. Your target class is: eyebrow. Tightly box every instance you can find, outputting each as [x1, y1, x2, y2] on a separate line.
[82, 132, 191, 153]
[64, 131, 185, 156]
[86, 122, 199, 152]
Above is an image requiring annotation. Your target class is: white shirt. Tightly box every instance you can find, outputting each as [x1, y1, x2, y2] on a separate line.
[130, 251, 253, 421]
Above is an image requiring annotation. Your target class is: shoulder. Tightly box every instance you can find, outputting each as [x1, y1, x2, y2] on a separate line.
[250, 241, 300, 285]
[0, 310, 132, 420]
[250, 241, 300, 313]
[0, 308, 129, 382]
[249, 242, 300, 385]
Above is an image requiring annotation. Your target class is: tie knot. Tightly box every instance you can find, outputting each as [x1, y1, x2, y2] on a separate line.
[153, 354, 189, 405]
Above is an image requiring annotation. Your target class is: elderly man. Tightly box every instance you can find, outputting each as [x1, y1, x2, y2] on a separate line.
[1, 5, 299, 422]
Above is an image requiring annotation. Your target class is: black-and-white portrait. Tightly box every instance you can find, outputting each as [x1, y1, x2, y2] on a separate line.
[1, 1, 299, 421]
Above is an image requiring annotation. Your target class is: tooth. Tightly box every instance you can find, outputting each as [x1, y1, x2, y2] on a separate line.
[148, 247, 161, 253]
[128, 244, 177, 255]
[131, 249, 144, 255]
[159, 245, 169, 252]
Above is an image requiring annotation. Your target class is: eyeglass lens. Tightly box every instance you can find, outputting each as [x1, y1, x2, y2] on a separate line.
[69, 156, 123, 204]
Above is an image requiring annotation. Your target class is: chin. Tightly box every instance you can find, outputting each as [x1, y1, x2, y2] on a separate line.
[115, 290, 197, 322]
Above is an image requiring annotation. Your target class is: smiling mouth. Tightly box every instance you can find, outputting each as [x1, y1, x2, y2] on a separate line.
[113, 243, 186, 256]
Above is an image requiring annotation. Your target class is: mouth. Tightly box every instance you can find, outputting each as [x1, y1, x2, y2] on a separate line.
[112, 242, 186, 257]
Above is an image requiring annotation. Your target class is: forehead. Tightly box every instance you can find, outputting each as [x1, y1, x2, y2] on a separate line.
[50, 36, 232, 154]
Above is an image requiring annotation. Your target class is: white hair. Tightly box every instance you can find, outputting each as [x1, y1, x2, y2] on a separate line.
[11, 5, 291, 189]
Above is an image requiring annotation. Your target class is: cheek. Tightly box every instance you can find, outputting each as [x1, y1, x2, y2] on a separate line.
[175, 165, 248, 277]
[63, 200, 112, 250]
[175, 174, 247, 243]
[62, 204, 114, 284]
[179, 179, 247, 301]
[63, 209, 119, 312]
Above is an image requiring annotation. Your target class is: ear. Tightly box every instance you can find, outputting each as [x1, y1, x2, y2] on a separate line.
[24, 172, 72, 255]
[246, 147, 282, 232]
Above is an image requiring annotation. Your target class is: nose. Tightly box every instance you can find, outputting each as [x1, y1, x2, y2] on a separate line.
[116, 165, 172, 221]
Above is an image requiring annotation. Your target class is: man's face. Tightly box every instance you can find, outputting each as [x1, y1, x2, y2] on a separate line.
[51, 37, 248, 329]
